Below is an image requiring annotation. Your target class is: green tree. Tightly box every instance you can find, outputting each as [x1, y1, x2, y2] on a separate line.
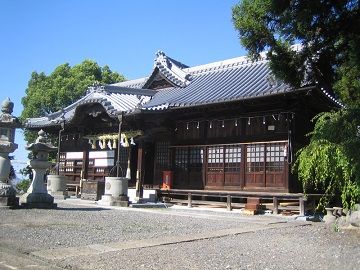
[232, 0, 360, 209]
[21, 60, 125, 143]
[232, 0, 360, 104]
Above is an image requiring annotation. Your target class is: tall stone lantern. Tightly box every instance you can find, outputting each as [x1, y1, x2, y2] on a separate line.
[20, 129, 57, 208]
[0, 98, 21, 208]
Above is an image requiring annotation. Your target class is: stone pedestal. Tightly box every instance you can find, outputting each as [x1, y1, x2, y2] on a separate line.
[0, 160, 19, 207]
[47, 174, 69, 200]
[0, 193, 19, 208]
[350, 210, 360, 227]
[244, 197, 262, 215]
[0, 98, 21, 208]
[0, 152, 18, 208]
[81, 180, 105, 201]
[323, 207, 337, 224]
[98, 177, 129, 207]
[20, 130, 57, 209]
[20, 159, 56, 208]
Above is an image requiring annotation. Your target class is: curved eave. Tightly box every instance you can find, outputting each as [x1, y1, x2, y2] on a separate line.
[319, 87, 344, 108]
[25, 88, 154, 129]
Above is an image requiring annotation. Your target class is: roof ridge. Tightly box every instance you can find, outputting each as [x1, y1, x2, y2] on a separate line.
[112, 77, 147, 87]
[112, 53, 268, 88]
[185, 55, 267, 75]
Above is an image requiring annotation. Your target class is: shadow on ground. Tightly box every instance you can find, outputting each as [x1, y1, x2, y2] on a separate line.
[54, 207, 110, 212]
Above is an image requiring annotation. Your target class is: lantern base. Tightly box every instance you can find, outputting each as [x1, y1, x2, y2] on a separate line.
[20, 192, 57, 209]
[98, 194, 129, 207]
[0, 194, 19, 208]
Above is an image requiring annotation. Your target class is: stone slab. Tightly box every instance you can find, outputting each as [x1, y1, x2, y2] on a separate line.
[0, 247, 63, 270]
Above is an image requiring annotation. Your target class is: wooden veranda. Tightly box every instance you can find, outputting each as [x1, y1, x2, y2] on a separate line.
[158, 189, 321, 215]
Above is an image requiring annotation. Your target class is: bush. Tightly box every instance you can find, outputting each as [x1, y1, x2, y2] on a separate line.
[16, 179, 31, 194]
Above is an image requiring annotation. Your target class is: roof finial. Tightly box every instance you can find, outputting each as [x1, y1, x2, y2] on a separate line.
[156, 50, 165, 57]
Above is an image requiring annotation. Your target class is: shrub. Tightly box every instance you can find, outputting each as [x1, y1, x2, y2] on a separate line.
[16, 179, 31, 194]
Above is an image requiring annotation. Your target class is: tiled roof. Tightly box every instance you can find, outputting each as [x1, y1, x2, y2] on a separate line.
[112, 77, 147, 89]
[112, 52, 306, 111]
[25, 85, 155, 128]
[143, 51, 191, 88]
[141, 57, 294, 110]
[25, 51, 340, 129]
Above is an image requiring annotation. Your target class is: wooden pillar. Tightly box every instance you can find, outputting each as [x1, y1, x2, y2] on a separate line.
[135, 144, 144, 199]
[273, 197, 279, 214]
[187, 193, 192, 208]
[227, 195, 232, 211]
[82, 150, 88, 180]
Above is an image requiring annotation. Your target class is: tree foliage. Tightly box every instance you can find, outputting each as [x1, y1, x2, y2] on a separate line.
[16, 179, 31, 194]
[21, 60, 125, 143]
[294, 108, 360, 209]
[232, 0, 360, 105]
[232, 0, 360, 208]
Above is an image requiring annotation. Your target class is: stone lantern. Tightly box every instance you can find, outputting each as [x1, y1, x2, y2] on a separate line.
[20, 129, 57, 208]
[0, 98, 21, 208]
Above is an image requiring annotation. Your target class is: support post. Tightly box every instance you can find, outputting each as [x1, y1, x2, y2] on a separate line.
[273, 197, 278, 214]
[135, 144, 144, 199]
[187, 193, 192, 208]
[56, 114, 65, 175]
[299, 197, 305, 216]
[116, 112, 123, 178]
[227, 195, 232, 211]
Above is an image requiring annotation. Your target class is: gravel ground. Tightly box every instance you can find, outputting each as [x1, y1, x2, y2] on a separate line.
[57, 225, 360, 270]
[1, 200, 359, 270]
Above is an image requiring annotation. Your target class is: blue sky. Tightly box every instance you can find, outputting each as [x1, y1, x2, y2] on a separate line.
[0, 0, 245, 176]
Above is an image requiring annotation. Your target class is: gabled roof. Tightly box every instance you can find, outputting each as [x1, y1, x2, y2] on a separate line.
[141, 56, 293, 110]
[112, 50, 192, 90]
[143, 51, 191, 89]
[112, 51, 341, 111]
[25, 85, 156, 128]
[25, 50, 341, 129]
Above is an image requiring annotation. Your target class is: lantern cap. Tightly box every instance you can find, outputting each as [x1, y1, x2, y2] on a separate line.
[1, 98, 14, 114]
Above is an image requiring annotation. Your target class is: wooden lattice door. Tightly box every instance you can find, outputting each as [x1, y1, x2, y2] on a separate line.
[206, 146, 224, 187]
[245, 144, 265, 188]
[265, 143, 286, 188]
[224, 145, 242, 186]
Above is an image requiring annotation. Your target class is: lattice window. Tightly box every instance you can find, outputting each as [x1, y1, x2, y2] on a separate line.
[207, 146, 224, 172]
[175, 148, 188, 170]
[155, 141, 170, 167]
[225, 145, 241, 172]
[246, 144, 265, 172]
[266, 143, 285, 172]
[189, 147, 204, 169]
